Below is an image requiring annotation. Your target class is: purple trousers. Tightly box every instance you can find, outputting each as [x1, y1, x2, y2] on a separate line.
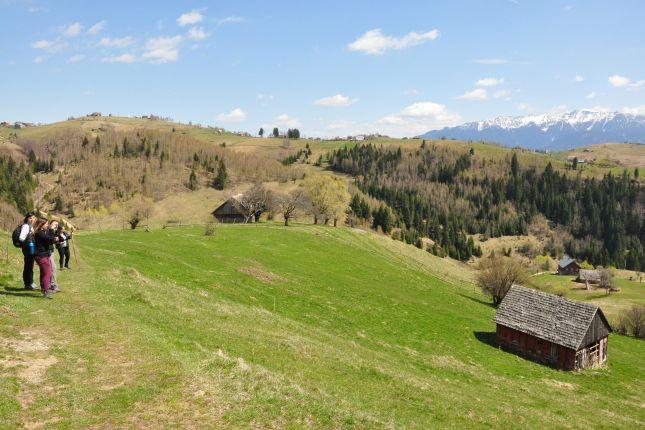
[35, 256, 51, 293]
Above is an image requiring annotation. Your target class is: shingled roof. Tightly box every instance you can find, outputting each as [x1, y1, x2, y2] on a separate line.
[558, 257, 577, 268]
[494, 285, 610, 350]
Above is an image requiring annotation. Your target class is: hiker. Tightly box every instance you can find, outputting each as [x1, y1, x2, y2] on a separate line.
[34, 219, 58, 299]
[16, 212, 37, 290]
[48, 220, 61, 293]
[56, 225, 71, 270]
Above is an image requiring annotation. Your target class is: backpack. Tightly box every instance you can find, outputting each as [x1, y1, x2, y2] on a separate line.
[11, 224, 23, 248]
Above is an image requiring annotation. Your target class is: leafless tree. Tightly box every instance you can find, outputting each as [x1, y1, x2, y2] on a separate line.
[275, 189, 307, 226]
[235, 185, 270, 223]
[476, 253, 529, 306]
[599, 269, 614, 295]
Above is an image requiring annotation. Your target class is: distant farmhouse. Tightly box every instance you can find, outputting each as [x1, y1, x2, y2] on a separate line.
[212, 195, 247, 223]
[557, 257, 580, 275]
[495, 285, 612, 370]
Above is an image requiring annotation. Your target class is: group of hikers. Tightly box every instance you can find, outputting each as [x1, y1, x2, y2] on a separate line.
[13, 211, 73, 299]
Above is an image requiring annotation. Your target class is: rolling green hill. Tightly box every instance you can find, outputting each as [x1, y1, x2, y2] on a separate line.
[1, 225, 643, 429]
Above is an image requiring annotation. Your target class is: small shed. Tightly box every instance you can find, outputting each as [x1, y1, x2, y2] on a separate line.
[557, 257, 580, 275]
[494, 285, 612, 370]
[212, 194, 247, 223]
[577, 269, 601, 287]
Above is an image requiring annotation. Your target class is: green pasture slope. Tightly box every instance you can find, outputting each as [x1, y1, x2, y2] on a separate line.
[0, 225, 643, 429]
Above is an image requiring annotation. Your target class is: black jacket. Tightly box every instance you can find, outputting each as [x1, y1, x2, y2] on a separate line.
[34, 230, 57, 257]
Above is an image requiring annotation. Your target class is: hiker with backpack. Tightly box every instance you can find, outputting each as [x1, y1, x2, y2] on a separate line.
[48, 220, 61, 293]
[33, 219, 59, 299]
[55, 225, 71, 270]
[12, 212, 37, 290]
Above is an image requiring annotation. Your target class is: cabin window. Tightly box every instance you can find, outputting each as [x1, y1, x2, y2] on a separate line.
[550, 344, 558, 360]
[588, 341, 600, 363]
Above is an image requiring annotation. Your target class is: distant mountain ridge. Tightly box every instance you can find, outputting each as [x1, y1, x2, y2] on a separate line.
[420, 110, 645, 150]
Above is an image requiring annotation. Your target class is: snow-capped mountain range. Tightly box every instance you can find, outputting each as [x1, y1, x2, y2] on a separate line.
[419, 110, 645, 150]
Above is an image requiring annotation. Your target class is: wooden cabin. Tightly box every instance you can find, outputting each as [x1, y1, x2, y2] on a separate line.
[557, 257, 580, 275]
[494, 285, 612, 370]
[211, 195, 248, 223]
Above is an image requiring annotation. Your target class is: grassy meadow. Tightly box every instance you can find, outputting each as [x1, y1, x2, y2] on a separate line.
[0, 225, 643, 429]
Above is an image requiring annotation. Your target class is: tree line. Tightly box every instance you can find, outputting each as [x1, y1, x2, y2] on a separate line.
[329, 142, 643, 269]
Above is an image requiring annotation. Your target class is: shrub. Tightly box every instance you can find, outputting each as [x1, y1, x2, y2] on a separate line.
[616, 306, 645, 338]
[204, 221, 216, 237]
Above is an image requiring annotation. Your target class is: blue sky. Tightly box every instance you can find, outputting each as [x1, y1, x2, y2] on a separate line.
[1, 0, 644, 137]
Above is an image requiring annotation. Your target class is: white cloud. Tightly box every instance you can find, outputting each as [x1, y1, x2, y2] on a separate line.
[142, 35, 182, 63]
[101, 53, 136, 63]
[314, 94, 358, 107]
[493, 89, 511, 99]
[403, 88, 420, 96]
[87, 20, 106, 35]
[378, 101, 461, 136]
[31, 39, 67, 53]
[621, 105, 645, 115]
[215, 16, 245, 26]
[475, 77, 504, 87]
[586, 92, 597, 99]
[67, 54, 84, 63]
[32, 39, 54, 49]
[549, 104, 568, 115]
[62, 22, 83, 38]
[516, 102, 534, 111]
[82, 90, 95, 96]
[275, 114, 301, 128]
[573, 75, 584, 82]
[257, 93, 275, 102]
[186, 27, 209, 40]
[33, 56, 45, 63]
[177, 10, 203, 26]
[608, 74, 630, 87]
[216, 108, 247, 122]
[28, 6, 47, 13]
[348, 28, 439, 55]
[458, 88, 488, 100]
[474, 58, 509, 64]
[99, 36, 135, 47]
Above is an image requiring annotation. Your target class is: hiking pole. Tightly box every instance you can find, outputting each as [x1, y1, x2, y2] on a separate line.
[71, 238, 78, 264]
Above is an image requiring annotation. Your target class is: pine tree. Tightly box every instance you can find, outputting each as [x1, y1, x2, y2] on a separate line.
[188, 168, 198, 190]
[259, 127, 264, 138]
[272, 127, 279, 138]
[213, 160, 228, 190]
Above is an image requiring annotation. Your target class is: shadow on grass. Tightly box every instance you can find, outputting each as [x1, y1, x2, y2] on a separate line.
[458, 293, 495, 308]
[473, 331, 497, 347]
[0, 289, 42, 298]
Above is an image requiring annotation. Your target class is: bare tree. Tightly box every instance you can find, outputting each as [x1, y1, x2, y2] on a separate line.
[476, 253, 529, 306]
[599, 269, 614, 295]
[275, 189, 307, 226]
[235, 185, 270, 223]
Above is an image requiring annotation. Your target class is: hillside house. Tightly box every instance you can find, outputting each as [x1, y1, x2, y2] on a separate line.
[494, 285, 611, 370]
[557, 257, 580, 275]
[577, 269, 601, 288]
[212, 195, 248, 223]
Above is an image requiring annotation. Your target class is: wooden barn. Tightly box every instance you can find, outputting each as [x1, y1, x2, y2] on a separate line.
[557, 257, 580, 275]
[211, 195, 247, 223]
[494, 285, 612, 370]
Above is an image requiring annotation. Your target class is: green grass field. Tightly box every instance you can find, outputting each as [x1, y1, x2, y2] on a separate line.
[531, 273, 644, 324]
[0, 225, 643, 429]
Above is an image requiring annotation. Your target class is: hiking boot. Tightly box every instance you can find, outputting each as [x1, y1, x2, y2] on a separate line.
[42, 291, 53, 299]
[25, 284, 37, 291]
[65, 266, 71, 270]
[51, 285, 62, 293]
